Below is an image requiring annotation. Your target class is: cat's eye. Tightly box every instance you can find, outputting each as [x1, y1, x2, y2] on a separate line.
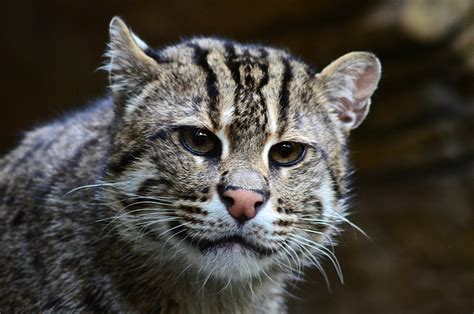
[180, 127, 220, 157]
[269, 142, 306, 167]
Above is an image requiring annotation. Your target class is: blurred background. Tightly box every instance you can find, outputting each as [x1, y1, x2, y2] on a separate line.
[1, 0, 473, 312]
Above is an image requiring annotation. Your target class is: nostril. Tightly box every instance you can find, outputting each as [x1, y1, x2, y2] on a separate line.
[254, 201, 263, 209]
[222, 195, 234, 207]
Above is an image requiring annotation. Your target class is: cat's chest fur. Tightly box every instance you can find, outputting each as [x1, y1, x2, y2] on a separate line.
[0, 16, 380, 313]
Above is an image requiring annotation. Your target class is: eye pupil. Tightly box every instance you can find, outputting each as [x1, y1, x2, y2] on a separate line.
[278, 143, 293, 158]
[193, 130, 208, 147]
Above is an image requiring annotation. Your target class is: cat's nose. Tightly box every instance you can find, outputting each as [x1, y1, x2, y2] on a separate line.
[221, 189, 264, 223]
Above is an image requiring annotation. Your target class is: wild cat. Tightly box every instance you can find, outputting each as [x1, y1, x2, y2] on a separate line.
[0, 17, 381, 313]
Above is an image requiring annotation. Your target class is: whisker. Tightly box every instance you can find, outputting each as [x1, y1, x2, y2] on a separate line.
[297, 218, 335, 228]
[324, 212, 370, 241]
[64, 181, 127, 195]
[96, 207, 176, 223]
[121, 200, 174, 211]
[213, 275, 233, 295]
[285, 238, 331, 291]
[290, 234, 344, 284]
[278, 240, 304, 290]
[291, 226, 337, 252]
[276, 239, 300, 270]
[274, 242, 302, 276]
[157, 221, 192, 238]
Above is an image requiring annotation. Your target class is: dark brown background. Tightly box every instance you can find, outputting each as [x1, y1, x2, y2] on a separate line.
[2, 1, 473, 313]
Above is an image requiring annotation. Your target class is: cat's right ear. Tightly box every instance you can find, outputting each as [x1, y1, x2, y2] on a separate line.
[104, 17, 159, 102]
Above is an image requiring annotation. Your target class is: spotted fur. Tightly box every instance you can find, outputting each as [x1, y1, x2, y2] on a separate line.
[0, 17, 381, 313]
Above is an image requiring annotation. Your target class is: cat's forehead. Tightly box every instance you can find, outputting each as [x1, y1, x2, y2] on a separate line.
[150, 38, 321, 144]
[163, 37, 291, 64]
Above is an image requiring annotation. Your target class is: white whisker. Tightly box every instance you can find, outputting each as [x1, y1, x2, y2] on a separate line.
[290, 233, 344, 284]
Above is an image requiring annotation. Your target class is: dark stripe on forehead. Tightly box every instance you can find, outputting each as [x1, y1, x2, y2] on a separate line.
[258, 48, 269, 59]
[242, 49, 259, 89]
[257, 48, 270, 89]
[257, 62, 269, 90]
[189, 44, 220, 128]
[256, 52, 270, 133]
[224, 42, 240, 84]
[223, 41, 242, 125]
[279, 57, 293, 134]
[224, 41, 242, 136]
[222, 43, 271, 143]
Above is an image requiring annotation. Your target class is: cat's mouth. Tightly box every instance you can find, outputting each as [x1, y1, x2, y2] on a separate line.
[194, 235, 274, 256]
[166, 221, 274, 256]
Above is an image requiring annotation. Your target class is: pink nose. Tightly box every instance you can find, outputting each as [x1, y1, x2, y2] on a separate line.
[222, 189, 264, 222]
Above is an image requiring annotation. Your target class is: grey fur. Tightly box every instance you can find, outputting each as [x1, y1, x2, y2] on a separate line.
[0, 17, 381, 313]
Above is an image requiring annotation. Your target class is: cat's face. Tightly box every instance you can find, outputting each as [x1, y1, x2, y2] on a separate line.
[103, 18, 380, 281]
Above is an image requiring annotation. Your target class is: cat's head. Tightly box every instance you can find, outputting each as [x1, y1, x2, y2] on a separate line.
[102, 17, 381, 282]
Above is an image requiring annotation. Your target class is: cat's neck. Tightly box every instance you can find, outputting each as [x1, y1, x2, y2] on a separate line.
[111, 240, 288, 314]
[159, 271, 288, 314]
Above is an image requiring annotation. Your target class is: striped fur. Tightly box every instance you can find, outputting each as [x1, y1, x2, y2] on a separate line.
[0, 17, 381, 313]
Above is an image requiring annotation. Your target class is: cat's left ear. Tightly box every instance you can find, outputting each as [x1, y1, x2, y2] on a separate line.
[104, 17, 159, 99]
[316, 52, 381, 131]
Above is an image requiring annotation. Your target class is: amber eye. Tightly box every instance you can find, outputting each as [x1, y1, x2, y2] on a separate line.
[269, 141, 306, 166]
[180, 127, 220, 157]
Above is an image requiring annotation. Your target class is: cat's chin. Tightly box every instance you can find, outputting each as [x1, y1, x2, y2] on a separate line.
[178, 239, 276, 280]
[195, 245, 271, 280]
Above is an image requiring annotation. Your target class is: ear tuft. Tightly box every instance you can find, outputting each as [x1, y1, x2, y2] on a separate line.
[317, 52, 381, 131]
[103, 16, 158, 97]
